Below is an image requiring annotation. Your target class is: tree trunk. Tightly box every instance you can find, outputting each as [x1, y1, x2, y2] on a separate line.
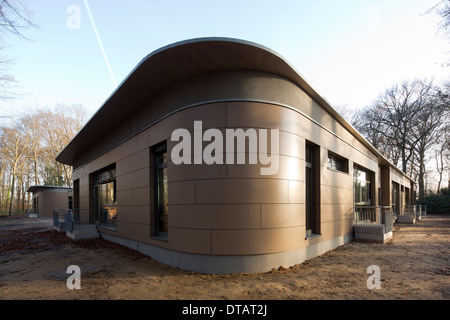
[8, 170, 15, 215]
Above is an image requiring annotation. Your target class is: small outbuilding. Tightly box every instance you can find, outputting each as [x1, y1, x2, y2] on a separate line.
[27, 185, 73, 218]
[56, 38, 416, 274]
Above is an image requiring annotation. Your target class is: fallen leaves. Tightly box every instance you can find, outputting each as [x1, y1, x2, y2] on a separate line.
[0, 229, 73, 256]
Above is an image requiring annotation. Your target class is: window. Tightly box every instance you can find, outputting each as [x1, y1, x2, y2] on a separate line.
[392, 182, 399, 215]
[153, 142, 168, 238]
[353, 166, 371, 205]
[327, 152, 348, 173]
[73, 179, 80, 211]
[305, 142, 320, 237]
[32, 197, 38, 215]
[93, 164, 117, 228]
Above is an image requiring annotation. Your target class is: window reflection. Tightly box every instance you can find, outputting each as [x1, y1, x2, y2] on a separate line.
[155, 143, 168, 237]
[93, 165, 117, 228]
[354, 166, 371, 205]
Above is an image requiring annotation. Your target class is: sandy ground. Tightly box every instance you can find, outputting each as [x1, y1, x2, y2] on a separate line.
[0, 214, 449, 300]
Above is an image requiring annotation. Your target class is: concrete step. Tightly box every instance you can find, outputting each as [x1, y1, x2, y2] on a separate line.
[396, 214, 416, 224]
[66, 224, 99, 240]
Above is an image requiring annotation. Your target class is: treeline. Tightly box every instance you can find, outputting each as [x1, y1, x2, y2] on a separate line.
[0, 104, 88, 214]
[351, 79, 450, 200]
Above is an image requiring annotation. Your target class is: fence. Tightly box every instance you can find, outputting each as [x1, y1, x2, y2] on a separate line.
[354, 206, 391, 225]
[53, 208, 89, 232]
[53, 209, 70, 231]
[354, 206, 393, 242]
[403, 205, 426, 220]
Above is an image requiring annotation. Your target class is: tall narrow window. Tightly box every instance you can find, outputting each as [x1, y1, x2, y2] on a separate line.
[154, 143, 168, 238]
[32, 197, 38, 215]
[305, 143, 320, 237]
[73, 179, 80, 211]
[392, 182, 399, 215]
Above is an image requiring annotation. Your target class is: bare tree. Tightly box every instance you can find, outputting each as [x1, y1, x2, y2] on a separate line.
[0, 0, 36, 39]
[354, 79, 449, 199]
[0, 104, 89, 213]
[434, 129, 449, 193]
[437, 0, 450, 35]
[1, 119, 30, 214]
[357, 80, 431, 173]
[0, 0, 37, 100]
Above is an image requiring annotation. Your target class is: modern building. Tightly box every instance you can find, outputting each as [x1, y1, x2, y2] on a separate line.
[27, 185, 73, 218]
[56, 38, 415, 274]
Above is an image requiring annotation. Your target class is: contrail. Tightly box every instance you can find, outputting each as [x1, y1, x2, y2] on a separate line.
[84, 0, 117, 88]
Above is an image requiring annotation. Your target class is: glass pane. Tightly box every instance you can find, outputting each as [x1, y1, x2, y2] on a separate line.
[335, 158, 343, 171]
[354, 166, 371, 204]
[94, 181, 116, 227]
[306, 144, 312, 164]
[156, 149, 168, 234]
[305, 167, 312, 232]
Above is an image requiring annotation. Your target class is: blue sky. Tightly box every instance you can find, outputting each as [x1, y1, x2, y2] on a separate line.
[1, 0, 449, 118]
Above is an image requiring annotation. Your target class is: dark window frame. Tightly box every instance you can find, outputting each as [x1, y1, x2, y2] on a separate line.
[151, 142, 168, 240]
[305, 142, 321, 238]
[327, 151, 349, 173]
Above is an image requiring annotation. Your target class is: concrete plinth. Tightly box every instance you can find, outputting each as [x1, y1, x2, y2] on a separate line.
[66, 224, 99, 240]
[396, 215, 416, 224]
[354, 224, 392, 243]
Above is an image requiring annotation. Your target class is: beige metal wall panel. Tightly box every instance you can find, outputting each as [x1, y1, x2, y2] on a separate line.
[167, 228, 211, 254]
[318, 218, 353, 242]
[226, 155, 304, 181]
[136, 129, 150, 152]
[211, 227, 305, 255]
[136, 206, 151, 225]
[116, 148, 148, 175]
[226, 101, 316, 142]
[34, 190, 72, 217]
[117, 187, 150, 207]
[195, 179, 289, 204]
[169, 204, 261, 229]
[288, 180, 306, 204]
[116, 206, 138, 224]
[167, 181, 195, 205]
[320, 203, 354, 223]
[167, 160, 227, 183]
[261, 204, 305, 228]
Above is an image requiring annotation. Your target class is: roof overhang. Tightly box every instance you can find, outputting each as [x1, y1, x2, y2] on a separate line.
[56, 37, 413, 182]
[27, 185, 72, 194]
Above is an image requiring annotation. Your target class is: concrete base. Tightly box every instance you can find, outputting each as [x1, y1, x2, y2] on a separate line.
[100, 232, 353, 274]
[66, 224, 99, 240]
[354, 224, 392, 243]
[54, 222, 65, 232]
[396, 215, 416, 224]
[27, 213, 39, 218]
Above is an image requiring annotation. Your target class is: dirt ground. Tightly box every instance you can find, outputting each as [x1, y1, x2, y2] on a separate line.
[0, 214, 449, 300]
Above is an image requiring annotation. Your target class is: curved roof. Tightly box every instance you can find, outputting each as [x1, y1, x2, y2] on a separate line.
[55, 37, 412, 180]
[56, 37, 337, 165]
[27, 185, 72, 193]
